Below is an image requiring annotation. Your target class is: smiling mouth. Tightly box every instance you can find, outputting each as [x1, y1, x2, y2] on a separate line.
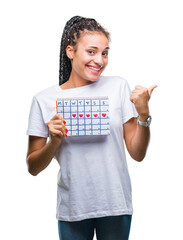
[86, 65, 103, 72]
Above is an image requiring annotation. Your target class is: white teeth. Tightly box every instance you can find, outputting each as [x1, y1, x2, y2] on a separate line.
[88, 66, 101, 71]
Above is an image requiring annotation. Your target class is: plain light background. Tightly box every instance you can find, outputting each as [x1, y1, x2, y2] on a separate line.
[0, 0, 183, 239]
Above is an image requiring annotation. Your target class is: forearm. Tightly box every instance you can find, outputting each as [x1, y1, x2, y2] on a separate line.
[130, 122, 150, 161]
[126, 84, 156, 161]
[27, 140, 60, 176]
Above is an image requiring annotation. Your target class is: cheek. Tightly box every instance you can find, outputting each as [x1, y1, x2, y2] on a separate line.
[77, 53, 90, 67]
[104, 58, 108, 66]
[100, 59, 108, 72]
[82, 53, 92, 64]
[72, 59, 87, 75]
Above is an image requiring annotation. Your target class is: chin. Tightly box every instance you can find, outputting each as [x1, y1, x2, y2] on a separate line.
[87, 77, 100, 84]
[84, 67, 104, 82]
[88, 73, 102, 82]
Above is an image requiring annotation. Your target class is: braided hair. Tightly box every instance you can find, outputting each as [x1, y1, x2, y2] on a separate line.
[59, 16, 110, 85]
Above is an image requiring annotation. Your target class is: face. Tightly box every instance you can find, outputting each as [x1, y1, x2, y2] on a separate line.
[66, 32, 109, 85]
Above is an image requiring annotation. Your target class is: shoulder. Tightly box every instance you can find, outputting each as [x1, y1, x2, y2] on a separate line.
[30, 85, 60, 113]
[100, 75, 129, 88]
[35, 85, 58, 98]
[30, 85, 60, 121]
[34, 85, 58, 102]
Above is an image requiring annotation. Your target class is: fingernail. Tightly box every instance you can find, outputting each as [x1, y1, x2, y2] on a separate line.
[65, 128, 68, 133]
[65, 134, 67, 137]
[63, 120, 66, 124]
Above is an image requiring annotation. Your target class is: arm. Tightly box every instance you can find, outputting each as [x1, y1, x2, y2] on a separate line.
[123, 85, 157, 162]
[26, 114, 67, 176]
[123, 117, 150, 162]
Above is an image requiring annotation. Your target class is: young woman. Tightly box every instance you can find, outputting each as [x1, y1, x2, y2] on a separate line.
[26, 16, 156, 240]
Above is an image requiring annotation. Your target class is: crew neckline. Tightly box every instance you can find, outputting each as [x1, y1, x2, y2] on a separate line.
[56, 76, 103, 93]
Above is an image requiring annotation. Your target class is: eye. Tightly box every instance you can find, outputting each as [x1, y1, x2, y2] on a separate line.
[102, 51, 109, 57]
[87, 50, 95, 55]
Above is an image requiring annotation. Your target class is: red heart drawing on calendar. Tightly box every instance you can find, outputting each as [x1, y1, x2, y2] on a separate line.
[93, 114, 98, 118]
[79, 114, 83, 118]
[102, 113, 106, 117]
[72, 114, 77, 118]
[86, 114, 90, 118]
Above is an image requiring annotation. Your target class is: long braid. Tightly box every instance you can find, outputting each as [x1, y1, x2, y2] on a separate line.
[59, 16, 110, 85]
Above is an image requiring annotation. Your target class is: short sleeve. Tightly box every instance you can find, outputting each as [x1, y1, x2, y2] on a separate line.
[26, 96, 49, 138]
[121, 80, 138, 124]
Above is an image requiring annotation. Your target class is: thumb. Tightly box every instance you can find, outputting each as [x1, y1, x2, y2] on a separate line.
[148, 85, 157, 98]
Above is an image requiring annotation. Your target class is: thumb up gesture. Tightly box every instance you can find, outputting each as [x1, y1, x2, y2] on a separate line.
[130, 85, 157, 120]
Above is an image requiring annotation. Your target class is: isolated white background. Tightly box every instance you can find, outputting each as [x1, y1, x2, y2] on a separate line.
[0, 0, 183, 239]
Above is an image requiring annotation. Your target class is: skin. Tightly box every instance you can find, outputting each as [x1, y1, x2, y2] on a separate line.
[62, 32, 109, 88]
[26, 31, 157, 176]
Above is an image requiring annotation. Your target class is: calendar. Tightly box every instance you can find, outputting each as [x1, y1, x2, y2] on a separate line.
[56, 97, 110, 136]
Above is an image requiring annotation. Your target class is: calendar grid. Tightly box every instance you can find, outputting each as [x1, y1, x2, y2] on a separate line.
[91, 100, 93, 135]
[99, 100, 101, 135]
[56, 97, 110, 136]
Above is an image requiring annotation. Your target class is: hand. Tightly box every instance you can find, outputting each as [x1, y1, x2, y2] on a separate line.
[130, 85, 157, 121]
[48, 114, 68, 145]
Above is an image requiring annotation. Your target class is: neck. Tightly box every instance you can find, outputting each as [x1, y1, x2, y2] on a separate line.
[64, 71, 94, 89]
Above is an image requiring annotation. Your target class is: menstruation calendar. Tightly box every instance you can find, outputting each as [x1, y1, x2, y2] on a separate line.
[56, 97, 110, 136]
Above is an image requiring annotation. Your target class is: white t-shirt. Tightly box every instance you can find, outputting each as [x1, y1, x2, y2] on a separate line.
[27, 75, 138, 222]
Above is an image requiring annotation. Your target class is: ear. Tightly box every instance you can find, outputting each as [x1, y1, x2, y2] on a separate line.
[66, 45, 74, 60]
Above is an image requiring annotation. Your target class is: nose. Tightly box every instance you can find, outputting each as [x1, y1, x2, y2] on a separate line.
[94, 53, 104, 66]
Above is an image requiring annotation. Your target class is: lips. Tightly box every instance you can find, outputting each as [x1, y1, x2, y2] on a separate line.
[86, 65, 103, 72]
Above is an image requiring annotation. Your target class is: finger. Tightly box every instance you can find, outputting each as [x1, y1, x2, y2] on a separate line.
[50, 127, 67, 137]
[131, 100, 136, 104]
[51, 120, 62, 125]
[53, 124, 68, 134]
[50, 129, 62, 136]
[51, 114, 63, 121]
[53, 124, 65, 131]
[52, 120, 67, 127]
[135, 85, 143, 89]
[130, 95, 137, 104]
[148, 85, 157, 97]
[50, 115, 67, 126]
[130, 95, 134, 102]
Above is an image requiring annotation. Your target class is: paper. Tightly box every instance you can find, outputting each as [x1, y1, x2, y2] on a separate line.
[56, 96, 110, 136]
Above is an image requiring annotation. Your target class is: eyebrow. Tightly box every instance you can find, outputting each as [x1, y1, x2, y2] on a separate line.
[88, 46, 110, 50]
